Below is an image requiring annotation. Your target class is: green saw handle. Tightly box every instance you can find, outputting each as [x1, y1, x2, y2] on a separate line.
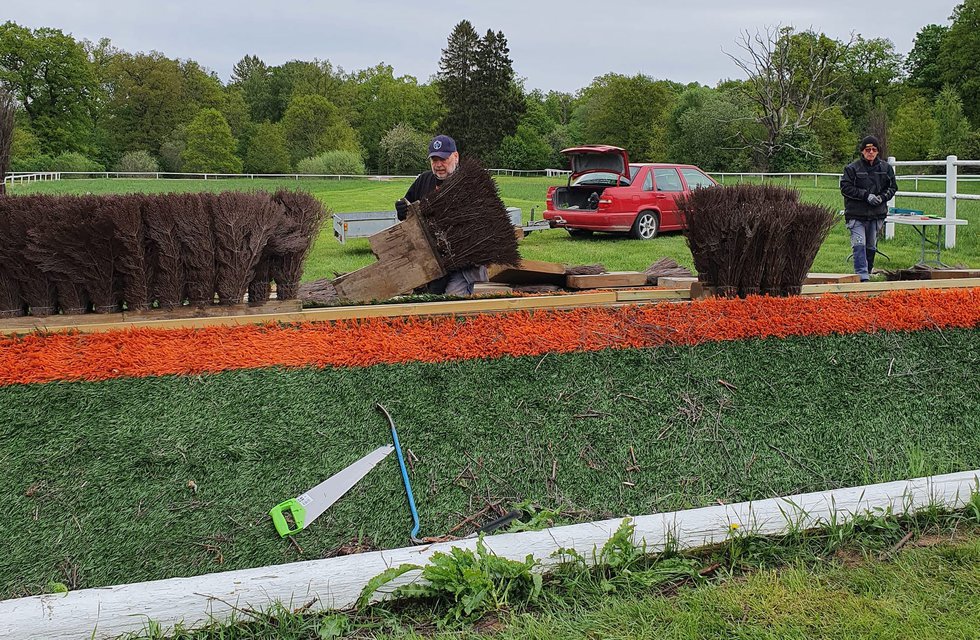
[269, 498, 307, 537]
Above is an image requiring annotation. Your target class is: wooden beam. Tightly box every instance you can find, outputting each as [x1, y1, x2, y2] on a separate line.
[656, 276, 699, 289]
[566, 271, 648, 289]
[333, 209, 445, 303]
[487, 259, 567, 285]
[929, 269, 980, 280]
[804, 273, 861, 285]
[4, 470, 978, 639]
[1, 279, 977, 336]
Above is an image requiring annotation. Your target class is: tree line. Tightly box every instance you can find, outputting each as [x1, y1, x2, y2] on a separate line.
[2, 1, 979, 176]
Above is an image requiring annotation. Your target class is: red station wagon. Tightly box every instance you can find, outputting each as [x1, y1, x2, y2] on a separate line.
[543, 145, 717, 239]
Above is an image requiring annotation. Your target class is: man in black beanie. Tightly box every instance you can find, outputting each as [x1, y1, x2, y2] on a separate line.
[839, 135, 897, 281]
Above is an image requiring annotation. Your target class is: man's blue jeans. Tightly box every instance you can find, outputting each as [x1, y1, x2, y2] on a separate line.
[847, 218, 882, 281]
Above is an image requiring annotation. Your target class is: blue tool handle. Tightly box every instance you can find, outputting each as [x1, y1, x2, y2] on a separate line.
[377, 403, 421, 542]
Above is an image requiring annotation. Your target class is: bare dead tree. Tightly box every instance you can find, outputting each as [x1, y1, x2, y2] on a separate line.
[724, 26, 853, 169]
[865, 108, 889, 157]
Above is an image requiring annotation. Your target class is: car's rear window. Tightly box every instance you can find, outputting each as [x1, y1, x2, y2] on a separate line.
[572, 172, 631, 187]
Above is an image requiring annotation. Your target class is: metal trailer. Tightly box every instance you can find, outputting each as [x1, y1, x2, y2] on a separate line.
[333, 207, 550, 243]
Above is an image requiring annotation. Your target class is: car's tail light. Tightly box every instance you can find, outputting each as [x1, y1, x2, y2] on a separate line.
[598, 198, 612, 210]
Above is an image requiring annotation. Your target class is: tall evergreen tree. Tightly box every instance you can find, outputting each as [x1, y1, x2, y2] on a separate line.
[470, 29, 524, 161]
[437, 22, 523, 161]
[436, 20, 480, 152]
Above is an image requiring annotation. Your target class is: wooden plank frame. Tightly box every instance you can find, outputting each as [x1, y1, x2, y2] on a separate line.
[3, 470, 979, 639]
[0, 278, 978, 336]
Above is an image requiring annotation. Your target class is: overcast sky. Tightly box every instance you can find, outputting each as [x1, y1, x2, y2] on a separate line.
[3, 0, 960, 92]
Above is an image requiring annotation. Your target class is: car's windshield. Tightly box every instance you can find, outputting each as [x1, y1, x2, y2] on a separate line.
[629, 165, 642, 180]
[572, 171, 630, 187]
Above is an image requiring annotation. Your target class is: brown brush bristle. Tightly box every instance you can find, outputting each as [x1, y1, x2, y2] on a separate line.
[142, 195, 186, 309]
[416, 158, 520, 271]
[175, 193, 218, 304]
[269, 189, 326, 300]
[211, 192, 279, 305]
[564, 264, 607, 276]
[680, 184, 835, 297]
[643, 257, 692, 284]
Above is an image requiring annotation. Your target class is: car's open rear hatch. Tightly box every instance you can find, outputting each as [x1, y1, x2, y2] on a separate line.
[561, 145, 631, 182]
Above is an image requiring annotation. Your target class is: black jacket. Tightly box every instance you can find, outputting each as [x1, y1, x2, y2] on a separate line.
[396, 171, 443, 220]
[840, 157, 898, 221]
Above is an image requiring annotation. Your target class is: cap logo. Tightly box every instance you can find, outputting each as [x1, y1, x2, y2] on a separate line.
[433, 140, 442, 150]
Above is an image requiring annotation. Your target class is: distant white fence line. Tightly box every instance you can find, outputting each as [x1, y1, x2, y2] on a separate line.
[3, 168, 572, 185]
[5, 160, 976, 247]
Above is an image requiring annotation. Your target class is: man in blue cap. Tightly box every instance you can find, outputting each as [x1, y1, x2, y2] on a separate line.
[840, 135, 897, 281]
[394, 134, 487, 295]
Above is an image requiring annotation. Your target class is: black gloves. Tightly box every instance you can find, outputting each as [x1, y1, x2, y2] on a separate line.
[866, 193, 882, 206]
[395, 198, 410, 221]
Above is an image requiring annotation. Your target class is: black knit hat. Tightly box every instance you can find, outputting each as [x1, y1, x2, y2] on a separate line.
[859, 135, 880, 151]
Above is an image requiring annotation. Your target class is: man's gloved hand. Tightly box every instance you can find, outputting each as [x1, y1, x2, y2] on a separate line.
[395, 198, 409, 221]
[866, 193, 882, 206]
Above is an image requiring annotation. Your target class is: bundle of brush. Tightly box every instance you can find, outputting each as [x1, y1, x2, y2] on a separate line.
[415, 157, 520, 271]
[0, 86, 14, 196]
[680, 184, 827, 297]
[780, 204, 838, 295]
[644, 257, 692, 285]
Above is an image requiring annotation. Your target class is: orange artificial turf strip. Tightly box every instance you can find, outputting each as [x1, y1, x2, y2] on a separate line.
[1, 288, 978, 386]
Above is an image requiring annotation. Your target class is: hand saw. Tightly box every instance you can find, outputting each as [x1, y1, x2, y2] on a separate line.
[269, 444, 394, 537]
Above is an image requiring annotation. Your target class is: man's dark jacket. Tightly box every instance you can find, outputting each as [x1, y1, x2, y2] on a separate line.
[840, 157, 898, 221]
[396, 171, 442, 220]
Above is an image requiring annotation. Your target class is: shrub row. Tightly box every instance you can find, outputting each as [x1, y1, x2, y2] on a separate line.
[679, 184, 838, 297]
[0, 190, 325, 317]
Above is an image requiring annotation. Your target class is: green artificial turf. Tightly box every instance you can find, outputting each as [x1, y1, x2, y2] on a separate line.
[1, 328, 979, 598]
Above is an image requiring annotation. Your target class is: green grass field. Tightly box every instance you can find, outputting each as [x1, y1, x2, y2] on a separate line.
[137, 530, 980, 639]
[3, 328, 978, 598]
[9, 175, 978, 282]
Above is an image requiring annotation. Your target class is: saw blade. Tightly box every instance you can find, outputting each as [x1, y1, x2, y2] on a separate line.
[296, 444, 395, 526]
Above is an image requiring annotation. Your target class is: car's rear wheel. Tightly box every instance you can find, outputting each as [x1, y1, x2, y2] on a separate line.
[630, 211, 659, 239]
[567, 228, 594, 238]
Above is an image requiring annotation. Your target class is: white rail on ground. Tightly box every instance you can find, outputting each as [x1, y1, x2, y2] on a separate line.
[1, 469, 978, 640]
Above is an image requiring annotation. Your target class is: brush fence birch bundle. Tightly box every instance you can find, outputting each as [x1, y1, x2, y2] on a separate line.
[0, 191, 326, 315]
[3, 470, 979, 640]
[679, 185, 837, 297]
[332, 158, 519, 304]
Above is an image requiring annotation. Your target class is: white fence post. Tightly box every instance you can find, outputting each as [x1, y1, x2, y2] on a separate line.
[946, 155, 958, 248]
[886, 156, 897, 240]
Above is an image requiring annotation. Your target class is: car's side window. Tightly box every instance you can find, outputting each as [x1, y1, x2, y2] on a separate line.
[680, 168, 714, 190]
[654, 168, 684, 192]
[642, 170, 654, 191]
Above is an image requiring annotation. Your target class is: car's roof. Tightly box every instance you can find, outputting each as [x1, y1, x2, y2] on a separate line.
[630, 163, 706, 169]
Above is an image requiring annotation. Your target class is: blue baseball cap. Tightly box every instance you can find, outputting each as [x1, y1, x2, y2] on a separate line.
[428, 135, 457, 159]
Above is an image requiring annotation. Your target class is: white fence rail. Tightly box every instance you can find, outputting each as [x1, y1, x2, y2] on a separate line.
[883, 155, 979, 248]
[5, 162, 975, 247]
[2, 168, 571, 186]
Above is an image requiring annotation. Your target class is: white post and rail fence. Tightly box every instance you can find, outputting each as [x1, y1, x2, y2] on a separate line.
[2, 470, 979, 639]
[4, 160, 977, 248]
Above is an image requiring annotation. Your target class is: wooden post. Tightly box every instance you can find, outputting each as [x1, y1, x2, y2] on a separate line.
[332, 203, 446, 303]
